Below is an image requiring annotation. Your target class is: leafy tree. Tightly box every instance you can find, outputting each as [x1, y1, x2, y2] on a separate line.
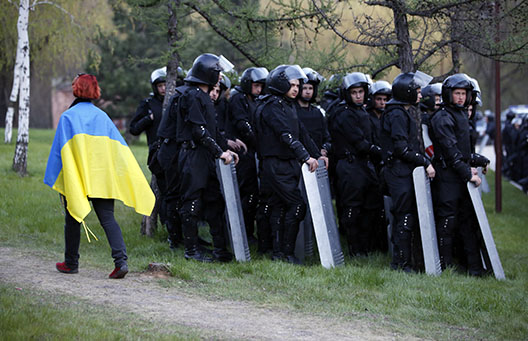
[85, 1, 169, 119]
[1, 0, 113, 176]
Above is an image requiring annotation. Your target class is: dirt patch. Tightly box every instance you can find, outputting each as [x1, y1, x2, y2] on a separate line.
[0, 246, 408, 340]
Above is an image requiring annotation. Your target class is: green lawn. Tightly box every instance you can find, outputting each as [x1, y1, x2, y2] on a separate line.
[1, 128, 527, 340]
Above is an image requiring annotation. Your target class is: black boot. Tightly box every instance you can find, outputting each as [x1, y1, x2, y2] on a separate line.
[184, 246, 213, 262]
[341, 207, 361, 257]
[181, 213, 212, 262]
[256, 202, 273, 255]
[166, 220, 182, 250]
[212, 248, 233, 262]
[436, 216, 455, 270]
[270, 208, 284, 261]
[166, 200, 183, 249]
[208, 212, 233, 263]
[395, 214, 414, 272]
[281, 203, 304, 265]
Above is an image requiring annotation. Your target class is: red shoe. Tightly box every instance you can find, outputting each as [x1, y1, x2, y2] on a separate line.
[56, 262, 78, 274]
[109, 265, 128, 279]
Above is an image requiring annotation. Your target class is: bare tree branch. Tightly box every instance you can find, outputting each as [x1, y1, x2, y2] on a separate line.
[211, 0, 318, 23]
[311, 0, 398, 47]
[371, 60, 398, 79]
[184, 1, 261, 65]
[31, 1, 81, 28]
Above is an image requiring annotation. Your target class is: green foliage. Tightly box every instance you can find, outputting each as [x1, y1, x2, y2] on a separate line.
[86, 1, 167, 119]
[1, 128, 528, 340]
[0, 0, 114, 76]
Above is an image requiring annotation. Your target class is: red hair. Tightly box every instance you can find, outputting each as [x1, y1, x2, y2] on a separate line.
[72, 74, 101, 99]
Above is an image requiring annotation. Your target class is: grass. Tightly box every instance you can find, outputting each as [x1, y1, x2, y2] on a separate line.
[0, 282, 200, 340]
[1, 128, 527, 340]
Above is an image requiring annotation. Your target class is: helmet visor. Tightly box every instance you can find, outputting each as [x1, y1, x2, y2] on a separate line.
[342, 72, 369, 90]
[218, 55, 235, 72]
[413, 71, 433, 88]
[251, 67, 269, 83]
[151, 67, 167, 83]
[284, 65, 308, 83]
[470, 77, 481, 94]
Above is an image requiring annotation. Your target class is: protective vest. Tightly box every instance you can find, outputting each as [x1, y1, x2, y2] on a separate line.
[257, 96, 300, 159]
[330, 102, 373, 159]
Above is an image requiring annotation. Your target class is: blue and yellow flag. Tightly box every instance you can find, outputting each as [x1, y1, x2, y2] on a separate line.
[44, 102, 155, 222]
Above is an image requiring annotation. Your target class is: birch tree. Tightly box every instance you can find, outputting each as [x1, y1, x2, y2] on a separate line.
[2, 0, 113, 176]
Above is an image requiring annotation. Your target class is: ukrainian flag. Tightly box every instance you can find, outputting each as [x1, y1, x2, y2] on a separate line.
[44, 102, 155, 222]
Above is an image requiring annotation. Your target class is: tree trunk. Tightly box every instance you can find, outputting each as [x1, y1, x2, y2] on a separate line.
[12, 0, 31, 176]
[140, 175, 160, 236]
[4, 0, 29, 144]
[392, 0, 414, 72]
[163, 0, 182, 109]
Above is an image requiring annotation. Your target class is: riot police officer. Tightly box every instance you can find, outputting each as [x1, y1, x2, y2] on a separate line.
[227, 67, 269, 243]
[365, 80, 392, 253]
[129, 67, 174, 243]
[429, 73, 487, 276]
[367, 80, 392, 146]
[296, 67, 331, 156]
[380, 71, 435, 272]
[329, 72, 382, 257]
[173, 53, 238, 262]
[420, 83, 442, 159]
[255, 65, 326, 264]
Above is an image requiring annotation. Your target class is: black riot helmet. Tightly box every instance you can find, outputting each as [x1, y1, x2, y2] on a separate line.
[389, 71, 432, 105]
[420, 82, 442, 111]
[370, 80, 392, 98]
[219, 73, 231, 98]
[367, 80, 392, 110]
[300, 67, 324, 102]
[340, 72, 370, 106]
[184, 53, 223, 86]
[441, 73, 474, 108]
[150, 67, 166, 97]
[175, 66, 185, 87]
[219, 73, 231, 90]
[267, 65, 308, 96]
[469, 77, 482, 107]
[239, 67, 269, 95]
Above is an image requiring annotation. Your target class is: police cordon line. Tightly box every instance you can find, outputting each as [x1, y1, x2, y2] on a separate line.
[129, 53, 504, 279]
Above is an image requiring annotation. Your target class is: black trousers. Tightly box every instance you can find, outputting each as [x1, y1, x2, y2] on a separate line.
[236, 149, 259, 237]
[63, 197, 127, 269]
[178, 147, 227, 249]
[432, 168, 482, 270]
[262, 157, 306, 256]
[336, 158, 381, 255]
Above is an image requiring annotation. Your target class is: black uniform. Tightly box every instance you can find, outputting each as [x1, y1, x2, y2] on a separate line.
[366, 107, 389, 253]
[130, 94, 164, 163]
[175, 86, 231, 261]
[227, 90, 259, 241]
[380, 103, 431, 271]
[429, 104, 483, 274]
[256, 95, 320, 261]
[296, 103, 331, 152]
[254, 94, 274, 254]
[129, 93, 170, 234]
[330, 101, 381, 256]
[155, 85, 193, 247]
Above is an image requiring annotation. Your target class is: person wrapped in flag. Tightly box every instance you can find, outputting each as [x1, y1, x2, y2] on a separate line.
[44, 74, 155, 279]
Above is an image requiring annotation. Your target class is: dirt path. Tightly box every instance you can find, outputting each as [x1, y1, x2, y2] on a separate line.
[0, 246, 406, 340]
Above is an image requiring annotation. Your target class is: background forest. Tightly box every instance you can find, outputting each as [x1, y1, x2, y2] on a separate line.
[1, 0, 528, 127]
